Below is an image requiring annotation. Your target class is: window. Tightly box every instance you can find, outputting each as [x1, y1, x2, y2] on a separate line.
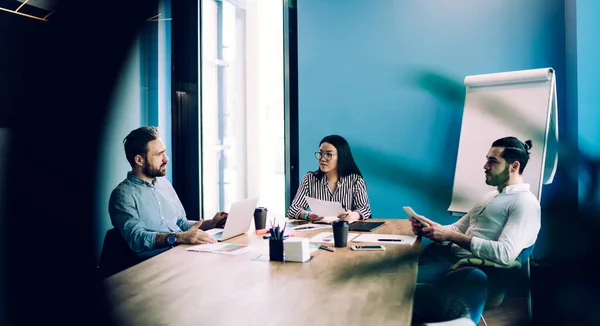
[200, 0, 285, 218]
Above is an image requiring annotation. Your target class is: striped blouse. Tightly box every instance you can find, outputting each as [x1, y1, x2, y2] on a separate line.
[287, 172, 372, 220]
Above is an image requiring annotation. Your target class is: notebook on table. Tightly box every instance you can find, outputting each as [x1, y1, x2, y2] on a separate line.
[349, 221, 385, 232]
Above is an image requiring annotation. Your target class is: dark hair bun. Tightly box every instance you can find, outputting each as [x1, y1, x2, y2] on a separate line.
[524, 140, 532, 150]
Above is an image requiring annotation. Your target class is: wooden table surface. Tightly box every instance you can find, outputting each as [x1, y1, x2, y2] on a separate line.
[104, 219, 421, 326]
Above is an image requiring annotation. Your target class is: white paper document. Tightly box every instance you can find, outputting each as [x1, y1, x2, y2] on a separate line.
[308, 232, 358, 244]
[290, 224, 331, 232]
[187, 243, 252, 255]
[353, 234, 417, 245]
[305, 196, 345, 222]
[314, 216, 342, 224]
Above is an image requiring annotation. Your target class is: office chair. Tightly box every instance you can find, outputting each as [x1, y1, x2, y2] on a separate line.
[98, 228, 173, 279]
[98, 228, 141, 279]
[449, 244, 536, 321]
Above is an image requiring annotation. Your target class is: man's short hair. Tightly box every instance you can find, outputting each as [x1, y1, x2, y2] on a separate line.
[123, 126, 160, 167]
[491, 136, 532, 174]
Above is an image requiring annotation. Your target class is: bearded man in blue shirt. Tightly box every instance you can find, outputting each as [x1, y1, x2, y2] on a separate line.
[109, 126, 227, 258]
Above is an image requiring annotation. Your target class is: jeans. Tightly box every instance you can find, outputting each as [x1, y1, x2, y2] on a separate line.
[416, 242, 460, 283]
[413, 243, 488, 325]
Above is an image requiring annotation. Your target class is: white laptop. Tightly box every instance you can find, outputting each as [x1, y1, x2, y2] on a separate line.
[205, 197, 259, 242]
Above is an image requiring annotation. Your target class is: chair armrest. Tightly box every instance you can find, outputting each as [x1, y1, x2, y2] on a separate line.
[449, 257, 521, 271]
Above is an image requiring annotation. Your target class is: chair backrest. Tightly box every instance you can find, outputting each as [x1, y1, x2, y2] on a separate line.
[483, 243, 536, 309]
[516, 243, 535, 265]
[98, 228, 138, 278]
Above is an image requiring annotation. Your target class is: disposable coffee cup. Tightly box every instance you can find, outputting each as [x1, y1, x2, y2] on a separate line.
[254, 207, 268, 230]
[332, 220, 350, 248]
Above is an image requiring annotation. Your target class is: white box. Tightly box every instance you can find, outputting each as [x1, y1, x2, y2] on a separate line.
[283, 238, 310, 262]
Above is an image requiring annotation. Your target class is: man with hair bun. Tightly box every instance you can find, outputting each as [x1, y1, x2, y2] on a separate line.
[411, 136, 541, 283]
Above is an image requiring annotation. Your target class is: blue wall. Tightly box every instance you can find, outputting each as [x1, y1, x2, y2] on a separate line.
[95, 2, 172, 263]
[96, 36, 144, 264]
[297, 0, 568, 230]
[576, 0, 600, 157]
[575, 0, 600, 206]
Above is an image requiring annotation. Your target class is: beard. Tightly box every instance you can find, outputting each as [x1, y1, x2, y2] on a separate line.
[143, 162, 167, 178]
[485, 165, 510, 186]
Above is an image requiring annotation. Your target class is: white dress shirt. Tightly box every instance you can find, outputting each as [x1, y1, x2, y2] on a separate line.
[447, 183, 541, 265]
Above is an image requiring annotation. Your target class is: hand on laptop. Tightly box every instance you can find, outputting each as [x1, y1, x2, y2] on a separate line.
[178, 221, 217, 244]
[213, 211, 228, 228]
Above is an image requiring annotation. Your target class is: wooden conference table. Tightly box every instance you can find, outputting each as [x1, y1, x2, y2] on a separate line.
[104, 219, 421, 326]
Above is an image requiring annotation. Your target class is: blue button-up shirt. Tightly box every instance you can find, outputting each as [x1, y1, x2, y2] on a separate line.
[109, 172, 197, 253]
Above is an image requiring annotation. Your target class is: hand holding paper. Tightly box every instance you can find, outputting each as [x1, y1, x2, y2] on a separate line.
[402, 206, 430, 227]
[305, 197, 345, 223]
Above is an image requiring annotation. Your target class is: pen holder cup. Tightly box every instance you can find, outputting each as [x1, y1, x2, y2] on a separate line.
[254, 207, 268, 230]
[269, 239, 284, 261]
[332, 220, 350, 248]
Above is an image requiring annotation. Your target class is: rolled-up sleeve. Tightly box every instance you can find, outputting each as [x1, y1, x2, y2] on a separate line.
[109, 188, 157, 253]
[287, 174, 311, 219]
[178, 219, 197, 231]
[448, 212, 470, 233]
[352, 176, 371, 219]
[470, 194, 541, 265]
[167, 183, 197, 231]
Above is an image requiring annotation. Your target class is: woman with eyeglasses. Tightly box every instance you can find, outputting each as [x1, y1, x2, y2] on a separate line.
[287, 135, 371, 222]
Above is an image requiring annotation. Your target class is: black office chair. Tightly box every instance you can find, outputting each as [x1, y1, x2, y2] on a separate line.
[98, 228, 173, 279]
[98, 228, 142, 279]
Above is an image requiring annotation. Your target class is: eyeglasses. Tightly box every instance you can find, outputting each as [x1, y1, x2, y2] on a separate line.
[314, 151, 336, 161]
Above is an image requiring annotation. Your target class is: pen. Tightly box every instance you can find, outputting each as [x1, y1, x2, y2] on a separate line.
[294, 226, 315, 231]
[319, 245, 335, 252]
[377, 239, 403, 242]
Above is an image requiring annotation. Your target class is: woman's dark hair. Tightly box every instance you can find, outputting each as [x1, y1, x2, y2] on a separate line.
[313, 135, 363, 178]
[123, 126, 160, 167]
[491, 136, 532, 174]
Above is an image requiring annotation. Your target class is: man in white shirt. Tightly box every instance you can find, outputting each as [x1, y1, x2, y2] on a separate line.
[411, 136, 541, 283]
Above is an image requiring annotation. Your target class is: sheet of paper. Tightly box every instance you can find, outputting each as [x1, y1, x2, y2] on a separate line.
[187, 243, 251, 255]
[308, 232, 358, 244]
[352, 234, 417, 245]
[305, 196, 345, 219]
[290, 224, 331, 232]
[314, 216, 340, 224]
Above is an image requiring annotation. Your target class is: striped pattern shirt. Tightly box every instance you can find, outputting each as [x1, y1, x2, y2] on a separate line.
[287, 172, 372, 220]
